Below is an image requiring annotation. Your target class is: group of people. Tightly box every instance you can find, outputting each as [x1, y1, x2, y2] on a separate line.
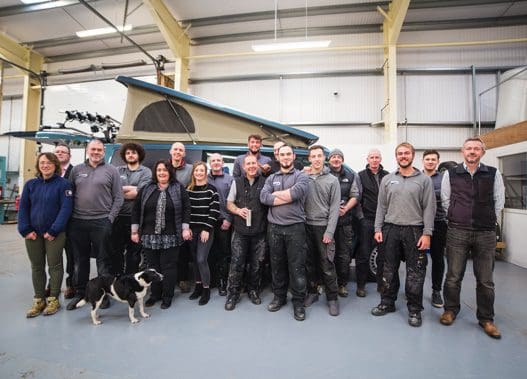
[18, 134, 504, 339]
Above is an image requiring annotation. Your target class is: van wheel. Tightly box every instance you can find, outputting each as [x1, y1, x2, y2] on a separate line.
[368, 246, 378, 282]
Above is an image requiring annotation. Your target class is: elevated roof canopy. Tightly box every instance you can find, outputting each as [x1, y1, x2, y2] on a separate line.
[115, 76, 318, 148]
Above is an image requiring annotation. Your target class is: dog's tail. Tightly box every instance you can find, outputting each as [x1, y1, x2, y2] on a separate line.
[76, 299, 87, 308]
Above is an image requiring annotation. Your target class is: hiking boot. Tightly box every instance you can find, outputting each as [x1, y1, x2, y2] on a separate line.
[248, 290, 261, 305]
[479, 321, 501, 339]
[294, 305, 306, 321]
[408, 312, 422, 327]
[440, 310, 456, 326]
[328, 300, 340, 316]
[338, 285, 349, 298]
[199, 288, 211, 305]
[189, 283, 203, 300]
[179, 281, 191, 293]
[267, 297, 286, 312]
[371, 304, 396, 316]
[304, 293, 319, 307]
[225, 296, 239, 311]
[431, 290, 444, 308]
[356, 287, 366, 298]
[43, 297, 60, 316]
[26, 298, 46, 318]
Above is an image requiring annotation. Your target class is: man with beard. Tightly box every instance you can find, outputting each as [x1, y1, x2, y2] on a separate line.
[358, 149, 389, 294]
[207, 153, 234, 296]
[225, 155, 268, 310]
[371, 142, 435, 327]
[439, 138, 504, 339]
[303, 145, 341, 316]
[67, 139, 124, 310]
[111, 143, 152, 274]
[233, 134, 272, 177]
[269, 141, 304, 174]
[170, 142, 193, 293]
[260, 144, 310, 321]
[326, 148, 362, 298]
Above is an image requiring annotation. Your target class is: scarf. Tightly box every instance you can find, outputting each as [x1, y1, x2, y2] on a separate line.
[155, 188, 167, 234]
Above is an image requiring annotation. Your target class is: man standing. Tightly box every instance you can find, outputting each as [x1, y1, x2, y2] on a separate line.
[260, 144, 310, 321]
[225, 155, 268, 310]
[112, 143, 152, 274]
[66, 139, 124, 310]
[422, 150, 447, 308]
[233, 134, 272, 177]
[170, 142, 193, 293]
[371, 142, 435, 327]
[327, 148, 362, 297]
[207, 153, 234, 296]
[53, 143, 75, 298]
[269, 141, 304, 174]
[439, 137, 504, 339]
[358, 149, 389, 293]
[303, 146, 341, 316]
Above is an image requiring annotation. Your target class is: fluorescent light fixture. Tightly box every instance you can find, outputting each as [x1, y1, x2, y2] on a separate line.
[76, 24, 132, 38]
[252, 40, 331, 52]
[20, 0, 48, 4]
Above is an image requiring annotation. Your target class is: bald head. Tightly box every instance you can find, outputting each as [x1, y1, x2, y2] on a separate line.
[170, 142, 186, 165]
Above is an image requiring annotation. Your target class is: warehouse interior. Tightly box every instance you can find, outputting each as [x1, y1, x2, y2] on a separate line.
[0, 1, 526, 378]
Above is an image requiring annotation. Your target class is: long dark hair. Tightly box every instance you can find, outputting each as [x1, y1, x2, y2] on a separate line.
[151, 159, 176, 184]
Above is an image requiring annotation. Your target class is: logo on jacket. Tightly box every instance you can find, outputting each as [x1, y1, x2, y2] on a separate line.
[65, 190, 73, 197]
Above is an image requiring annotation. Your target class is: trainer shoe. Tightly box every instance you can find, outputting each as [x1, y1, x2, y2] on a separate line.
[479, 321, 501, 339]
[431, 290, 444, 308]
[408, 312, 422, 327]
[338, 285, 349, 298]
[371, 304, 396, 316]
[43, 297, 61, 316]
[26, 298, 46, 318]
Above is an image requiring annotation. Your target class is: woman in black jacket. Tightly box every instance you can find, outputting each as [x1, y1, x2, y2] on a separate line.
[132, 160, 191, 309]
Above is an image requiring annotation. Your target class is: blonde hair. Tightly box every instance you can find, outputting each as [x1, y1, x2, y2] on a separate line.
[188, 161, 208, 190]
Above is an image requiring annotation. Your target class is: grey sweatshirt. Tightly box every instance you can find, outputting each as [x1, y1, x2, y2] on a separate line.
[117, 165, 152, 216]
[71, 160, 124, 222]
[260, 168, 309, 226]
[374, 168, 436, 236]
[305, 167, 341, 239]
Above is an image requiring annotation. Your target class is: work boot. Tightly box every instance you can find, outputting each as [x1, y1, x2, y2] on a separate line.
[337, 285, 349, 298]
[431, 290, 444, 308]
[179, 280, 191, 293]
[189, 283, 203, 300]
[225, 296, 239, 311]
[408, 312, 422, 327]
[248, 290, 261, 305]
[479, 321, 501, 339]
[371, 304, 396, 316]
[199, 287, 211, 305]
[26, 298, 46, 318]
[439, 310, 456, 326]
[356, 287, 366, 298]
[293, 305, 306, 321]
[328, 300, 340, 316]
[267, 297, 286, 312]
[43, 297, 60, 316]
[218, 279, 227, 296]
[304, 293, 319, 307]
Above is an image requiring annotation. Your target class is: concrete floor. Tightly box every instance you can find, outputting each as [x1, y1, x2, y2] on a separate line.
[0, 224, 526, 379]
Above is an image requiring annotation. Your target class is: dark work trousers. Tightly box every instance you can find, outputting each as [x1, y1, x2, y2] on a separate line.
[64, 235, 74, 288]
[208, 221, 232, 287]
[111, 215, 142, 275]
[429, 220, 447, 291]
[177, 241, 191, 283]
[68, 217, 112, 296]
[443, 227, 496, 322]
[334, 223, 352, 287]
[144, 246, 179, 301]
[190, 229, 214, 287]
[227, 231, 266, 297]
[267, 223, 307, 306]
[380, 224, 428, 314]
[305, 224, 338, 301]
[360, 218, 384, 286]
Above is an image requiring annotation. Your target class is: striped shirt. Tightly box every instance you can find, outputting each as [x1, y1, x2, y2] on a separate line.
[187, 184, 220, 232]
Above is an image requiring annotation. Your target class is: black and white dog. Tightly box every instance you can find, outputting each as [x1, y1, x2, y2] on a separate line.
[76, 269, 163, 325]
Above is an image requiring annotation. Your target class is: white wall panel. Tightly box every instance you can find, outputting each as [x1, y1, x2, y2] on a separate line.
[0, 98, 23, 172]
[398, 126, 494, 150]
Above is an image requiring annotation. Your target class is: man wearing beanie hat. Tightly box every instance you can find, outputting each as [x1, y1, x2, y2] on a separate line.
[327, 148, 362, 298]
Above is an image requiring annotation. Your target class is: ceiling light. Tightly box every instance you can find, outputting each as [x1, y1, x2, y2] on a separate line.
[76, 24, 132, 38]
[252, 40, 331, 52]
[20, 0, 48, 4]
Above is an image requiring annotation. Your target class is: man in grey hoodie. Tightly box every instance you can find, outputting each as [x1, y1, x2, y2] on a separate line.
[371, 142, 436, 327]
[303, 145, 341, 316]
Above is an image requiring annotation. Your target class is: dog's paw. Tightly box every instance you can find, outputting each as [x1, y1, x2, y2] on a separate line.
[93, 320, 102, 326]
[131, 318, 140, 324]
[141, 312, 150, 319]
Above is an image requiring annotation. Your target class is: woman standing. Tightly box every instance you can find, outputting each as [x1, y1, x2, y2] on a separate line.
[187, 161, 220, 305]
[18, 152, 73, 318]
[131, 160, 191, 309]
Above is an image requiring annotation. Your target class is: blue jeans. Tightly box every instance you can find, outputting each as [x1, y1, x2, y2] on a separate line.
[443, 227, 496, 322]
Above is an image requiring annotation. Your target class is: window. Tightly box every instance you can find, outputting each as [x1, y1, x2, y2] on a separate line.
[500, 153, 527, 210]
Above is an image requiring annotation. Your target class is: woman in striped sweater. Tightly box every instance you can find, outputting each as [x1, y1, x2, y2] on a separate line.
[187, 161, 220, 305]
